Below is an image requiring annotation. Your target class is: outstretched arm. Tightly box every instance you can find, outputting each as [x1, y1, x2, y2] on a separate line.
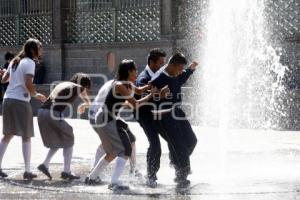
[177, 61, 199, 85]
[77, 88, 91, 114]
[134, 84, 151, 95]
[116, 83, 159, 109]
[25, 75, 47, 102]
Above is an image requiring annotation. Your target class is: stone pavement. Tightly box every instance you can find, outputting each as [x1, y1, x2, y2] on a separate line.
[1, 117, 300, 199]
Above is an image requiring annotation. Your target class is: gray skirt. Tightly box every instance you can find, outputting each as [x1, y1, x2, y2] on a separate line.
[2, 98, 34, 138]
[91, 111, 134, 157]
[37, 108, 74, 148]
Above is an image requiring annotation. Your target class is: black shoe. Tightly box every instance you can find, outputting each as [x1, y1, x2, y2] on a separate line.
[23, 172, 37, 180]
[146, 178, 157, 188]
[108, 183, 130, 191]
[61, 172, 80, 180]
[0, 169, 8, 178]
[37, 164, 52, 180]
[85, 176, 102, 185]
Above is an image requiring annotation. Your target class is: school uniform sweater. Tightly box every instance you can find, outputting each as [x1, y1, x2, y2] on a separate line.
[150, 67, 195, 110]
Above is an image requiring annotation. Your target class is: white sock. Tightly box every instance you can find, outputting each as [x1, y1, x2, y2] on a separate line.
[63, 146, 73, 173]
[43, 148, 59, 168]
[22, 141, 31, 172]
[89, 157, 110, 179]
[93, 145, 105, 167]
[111, 157, 127, 184]
[130, 143, 136, 171]
[0, 141, 8, 169]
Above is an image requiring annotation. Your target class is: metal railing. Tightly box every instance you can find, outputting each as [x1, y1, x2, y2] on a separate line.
[20, 0, 52, 15]
[69, 0, 113, 11]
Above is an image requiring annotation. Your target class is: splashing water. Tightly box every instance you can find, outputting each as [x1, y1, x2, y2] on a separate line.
[190, 0, 289, 130]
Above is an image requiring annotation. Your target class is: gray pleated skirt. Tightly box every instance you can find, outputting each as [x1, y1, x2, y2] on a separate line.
[37, 108, 74, 148]
[2, 98, 34, 138]
[91, 110, 134, 157]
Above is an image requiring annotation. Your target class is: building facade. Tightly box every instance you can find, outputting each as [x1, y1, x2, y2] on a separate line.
[0, 0, 299, 85]
[0, 0, 174, 84]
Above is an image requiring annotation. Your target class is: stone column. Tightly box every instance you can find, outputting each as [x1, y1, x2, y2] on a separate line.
[49, 0, 70, 81]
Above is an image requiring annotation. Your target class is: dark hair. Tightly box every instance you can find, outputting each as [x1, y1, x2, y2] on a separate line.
[11, 38, 42, 70]
[116, 59, 137, 81]
[70, 73, 91, 89]
[168, 52, 188, 65]
[4, 51, 14, 61]
[147, 48, 166, 65]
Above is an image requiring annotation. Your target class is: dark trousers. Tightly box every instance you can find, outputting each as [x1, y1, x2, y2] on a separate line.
[138, 114, 162, 180]
[156, 108, 197, 179]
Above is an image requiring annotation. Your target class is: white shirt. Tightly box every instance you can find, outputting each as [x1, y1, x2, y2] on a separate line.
[4, 57, 35, 102]
[145, 65, 155, 78]
[89, 80, 114, 119]
[151, 64, 167, 81]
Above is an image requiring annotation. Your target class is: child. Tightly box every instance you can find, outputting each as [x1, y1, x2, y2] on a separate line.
[86, 60, 168, 191]
[135, 48, 167, 187]
[37, 73, 91, 180]
[150, 53, 198, 187]
[0, 38, 47, 179]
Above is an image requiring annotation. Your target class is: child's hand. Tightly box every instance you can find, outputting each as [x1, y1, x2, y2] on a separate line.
[77, 103, 88, 114]
[35, 93, 47, 103]
[189, 61, 199, 70]
[160, 85, 170, 99]
[144, 84, 152, 92]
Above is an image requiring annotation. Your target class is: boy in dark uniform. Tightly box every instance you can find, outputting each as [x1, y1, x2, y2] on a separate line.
[135, 48, 167, 187]
[150, 53, 198, 187]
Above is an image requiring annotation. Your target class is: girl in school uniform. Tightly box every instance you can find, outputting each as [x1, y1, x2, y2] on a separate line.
[0, 38, 47, 180]
[86, 60, 169, 191]
[37, 73, 91, 180]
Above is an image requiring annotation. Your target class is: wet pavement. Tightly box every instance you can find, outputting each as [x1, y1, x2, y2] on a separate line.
[1, 117, 300, 199]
